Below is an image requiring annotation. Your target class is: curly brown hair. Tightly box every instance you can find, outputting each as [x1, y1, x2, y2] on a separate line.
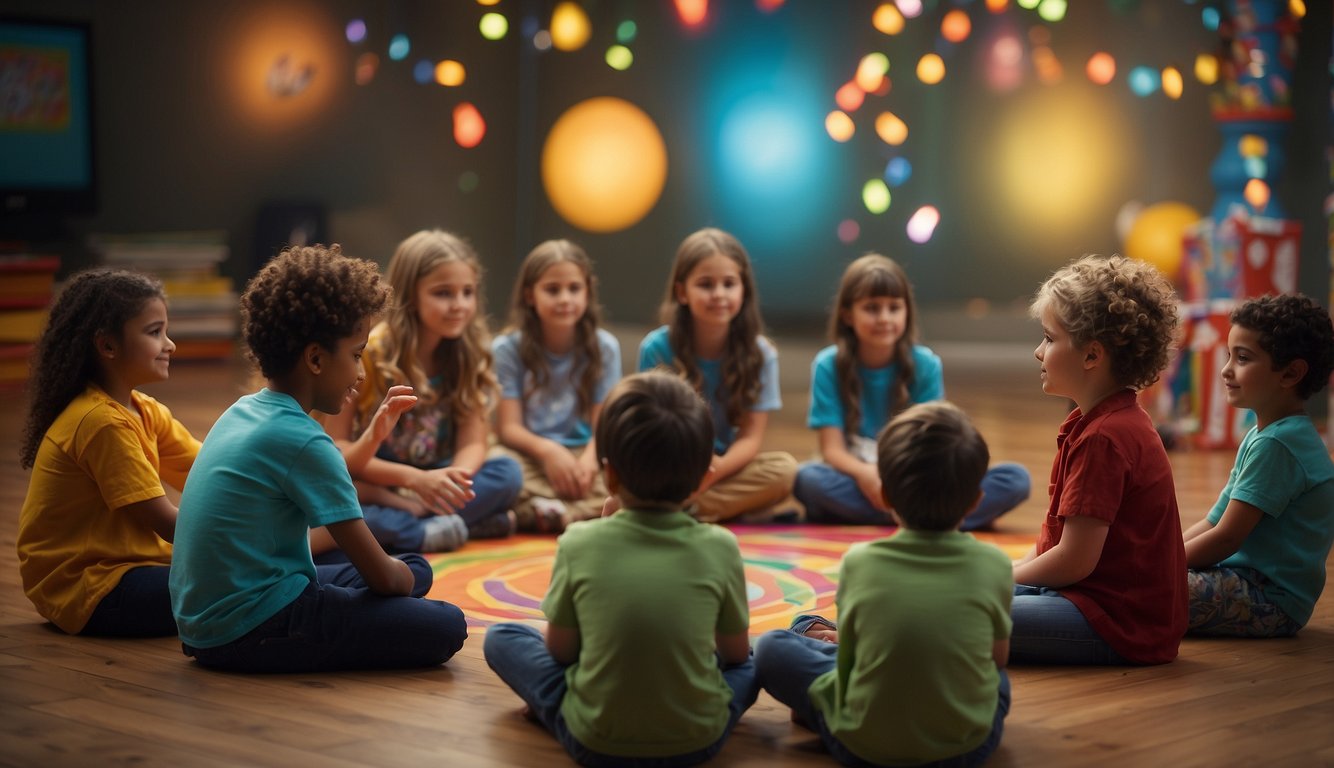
[1030, 254, 1180, 390]
[20, 268, 165, 469]
[1231, 294, 1334, 401]
[657, 227, 765, 429]
[241, 244, 390, 379]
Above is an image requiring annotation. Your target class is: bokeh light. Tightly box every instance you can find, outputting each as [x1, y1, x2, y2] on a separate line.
[1032, 46, 1062, 84]
[1017, 0, 1040, 8]
[412, 60, 434, 84]
[453, 102, 486, 148]
[1244, 179, 1271, 210]
[674, 0, 709, 27]
[1244, 156, 1267, 179]
[897, 0, 923, 18]
[835, 82, 864, 112]
[875, 111, 908, 145]
[479, 13, 508, 40]
[825, 110, 855, 142]
[906, 206, 940, 243]
[617, 20, 638, 43]
[862, 179, 891, 214]
[1161, 66, 1183, 99]
[1201, 7, 1220, 31]
[354, 52, 379, 85]
[837, 219, 861, 244]
[436, 60, 466, 86]
[756, 0, 786, 11]
[542, 97, 668, 232]
[346, 19, 367, 44]
[606, 45, 634, 70]
[1086, 52, 1115, 85]
[916, 54, 945, 85]
[1238, 134, 1268, 158]
[533, 30, 553, 51]
[476, 0, 500, 5]
[872, 3, 906, 35]
[1128, 66, 1159, 97]
[388, 33, 410, 61]
[856, 53, 890, 92]
[1289, 0, 1306, 18]
[941, 10, 971, 43]
[884, 156, 912, 187]
[986, 0, 1009, 10]
[1037, 0, 1067, 22]
[551, 2, 592, 51]
[986, 33, 1024, 91]
[1194, 53, 1218, 84]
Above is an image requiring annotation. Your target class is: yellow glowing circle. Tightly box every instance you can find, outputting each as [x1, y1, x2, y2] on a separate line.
[479, 13, 508, 40]
[606, 45, 633, 70]
[862, 179, 891, 214]
[917, 53, 945, 85]
[875, 111, 908, 145]
[1161, 67, 1183, 100]
[1238, 134, 1268, 158]
[435, 60, 466, 86]
[856, 53, 889, 92]
[1194, 54, 1219, 85]
[541, 97, 668, 233]
[1124, 201, 1202, 279]
[873, 3, 905, 35]
[825, 110, 855, 142]
[550, 2, 592, 52]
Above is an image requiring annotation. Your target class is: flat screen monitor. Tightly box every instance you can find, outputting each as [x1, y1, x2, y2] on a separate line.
[0, 16, 96, 227]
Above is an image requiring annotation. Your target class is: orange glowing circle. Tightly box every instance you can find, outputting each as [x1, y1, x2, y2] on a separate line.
[825, 110, 855, 142]
[541, 97, 668, 232]
[875, 111, 908, 145]
[835, 81, 865, 112]
[941, 10, 971, 43]
[1244, 178, 1270, 210]
[916, 53, 945, 85]
[1086, 52, 1116, 85]
[435, 60, 466, 86]
[453, 102, 486, 148]
[873, 3, 906, 35]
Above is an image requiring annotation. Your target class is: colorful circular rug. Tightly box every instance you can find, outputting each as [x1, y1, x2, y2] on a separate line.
[427, 525, 1033, 632]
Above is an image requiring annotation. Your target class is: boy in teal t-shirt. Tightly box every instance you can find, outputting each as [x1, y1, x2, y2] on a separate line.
[484, 371, 758, 766]
[756, 401, 1012, 767]
[1184, 294, 1334, 637]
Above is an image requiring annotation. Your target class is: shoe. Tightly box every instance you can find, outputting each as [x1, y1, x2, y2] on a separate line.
[468, 509, 517, 540]
[531, 497, 569, 533]
[421, 514, 468, 552]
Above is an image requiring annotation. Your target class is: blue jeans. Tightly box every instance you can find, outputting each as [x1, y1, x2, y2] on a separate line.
[483, 623, 759, 767]
[794, 461, 1030, 531]
[754, 629, 1009, 768]
[364, 455, 524, 550]
[1009, 585, 1127, 665]
[82, 565, 177, 637]
[183, 554, 467, 673]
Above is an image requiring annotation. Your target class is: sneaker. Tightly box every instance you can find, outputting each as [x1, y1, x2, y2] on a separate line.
[421, 514, 468, 552]
[468, 509, 517, 540]
[531, 497, 570, 533]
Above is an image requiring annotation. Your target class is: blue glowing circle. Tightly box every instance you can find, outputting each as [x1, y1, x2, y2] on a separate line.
[1128, 66, 1159, 97]
[884, 157, 913, 187]
[412, 60, 434, 84]
[389, 34, 411, 61]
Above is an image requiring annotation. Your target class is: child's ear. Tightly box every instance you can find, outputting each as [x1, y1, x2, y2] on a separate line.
[674, 281, 688, 305]
[1278, 358, 1309, 390]
[1082, 340, 1104, 370]
[303, 342, 324, 374]
[94, 330, 118, 359]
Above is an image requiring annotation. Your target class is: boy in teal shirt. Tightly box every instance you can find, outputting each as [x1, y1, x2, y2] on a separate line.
[756, 401, 1012, 767]
[484, 371, 758, 766]
[1184, 293, 1334, 636]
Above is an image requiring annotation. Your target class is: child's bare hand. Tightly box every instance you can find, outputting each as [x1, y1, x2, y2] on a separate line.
[407, 466, 475, 514]
[541, 444, 584, 499]
[856, 468, 889, 513]
[366, 385, 417, 445]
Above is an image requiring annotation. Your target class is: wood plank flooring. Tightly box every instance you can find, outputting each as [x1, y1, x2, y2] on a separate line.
[2, 331, 1332, 767]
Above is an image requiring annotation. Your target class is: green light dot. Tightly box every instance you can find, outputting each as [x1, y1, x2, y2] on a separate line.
[605, 45, 634, 71]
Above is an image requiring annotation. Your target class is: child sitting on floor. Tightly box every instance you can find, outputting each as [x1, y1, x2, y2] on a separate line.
[169, 245, 467, 672]
[484, 370, 758, 767]
[1184, 294, 1334, 637]
[755, 401, 1012, 767]
[1013, 254, 1186, 665]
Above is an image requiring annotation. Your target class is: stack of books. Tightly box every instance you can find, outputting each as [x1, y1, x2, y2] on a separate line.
[0, 254, 61, 390]
[90, 231, 238, 361]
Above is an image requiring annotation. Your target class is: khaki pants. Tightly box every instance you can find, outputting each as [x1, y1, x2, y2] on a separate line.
[488, 445, 608, 529]
[694, 451, 798, 522]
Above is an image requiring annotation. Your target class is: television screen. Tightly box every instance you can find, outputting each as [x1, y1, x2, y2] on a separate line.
[0, 16, 95, 222]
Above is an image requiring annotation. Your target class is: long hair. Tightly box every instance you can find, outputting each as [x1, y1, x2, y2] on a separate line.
[656, 228, 764, 428]
[20, 268, 165, 468]
[505, 239, 603, 419]
[378, 229, 494, 418]
[829, 254, 918, 438]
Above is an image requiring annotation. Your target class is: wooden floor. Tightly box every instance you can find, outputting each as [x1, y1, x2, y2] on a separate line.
[3, 333, 1334, 767]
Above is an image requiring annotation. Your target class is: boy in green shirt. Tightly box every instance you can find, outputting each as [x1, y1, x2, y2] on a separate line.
[756, 401, 1012, 767]
[484, 371, 758, 766]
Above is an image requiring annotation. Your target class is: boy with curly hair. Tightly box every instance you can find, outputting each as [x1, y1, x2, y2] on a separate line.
[1013, 254, 1186, 665]
[1184, 294, 1334, 637]
[169, 245, 468, 672]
